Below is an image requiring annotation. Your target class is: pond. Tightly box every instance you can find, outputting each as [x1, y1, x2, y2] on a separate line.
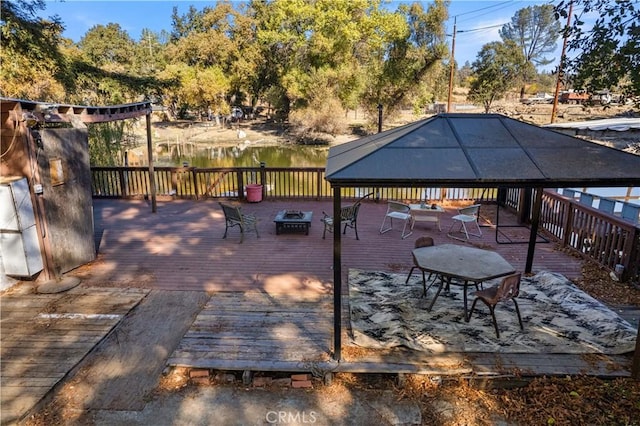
[155, 143, 329, 168]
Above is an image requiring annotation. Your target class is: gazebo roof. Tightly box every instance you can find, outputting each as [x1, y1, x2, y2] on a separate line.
[325, 113, 640, 188]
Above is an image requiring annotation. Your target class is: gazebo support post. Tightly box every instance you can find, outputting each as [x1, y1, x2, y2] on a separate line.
[525, 187, 543, 273]
[332, 186, 342, 361]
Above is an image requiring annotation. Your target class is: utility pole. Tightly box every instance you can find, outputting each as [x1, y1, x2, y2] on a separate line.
[551, 1, 573, 123]
[447, 17, 457, 113]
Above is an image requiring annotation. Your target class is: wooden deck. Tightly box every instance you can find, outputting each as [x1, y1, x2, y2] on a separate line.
[167, 291, 633, 380]
[0, 286, 148, 424]
[83, 198, 584, 293]
[1, 198, 635, 423]
[79, 198, 631, 376]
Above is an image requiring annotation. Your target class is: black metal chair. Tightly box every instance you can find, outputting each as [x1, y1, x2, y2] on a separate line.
[219, 202, 259, 243]
[321, 192, 372, 240]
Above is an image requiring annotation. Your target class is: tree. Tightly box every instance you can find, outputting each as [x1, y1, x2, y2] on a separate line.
[78, 23, 136, 70]
[361, 0, 448, 121]
[500, 5, 560, 67]
[0, 0, 68, 100]
[74, 23, 168, 105]
[467, 40, 529, 112]
[556, 0, 639, 96]
[132, 29, 170, 76]
[500, 4, 560, 98]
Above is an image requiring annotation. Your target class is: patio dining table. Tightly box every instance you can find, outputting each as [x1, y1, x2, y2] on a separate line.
[412, 244, 516, 320]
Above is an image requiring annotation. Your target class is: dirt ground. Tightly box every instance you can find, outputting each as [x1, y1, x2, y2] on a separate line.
[20, 102, 640, 425]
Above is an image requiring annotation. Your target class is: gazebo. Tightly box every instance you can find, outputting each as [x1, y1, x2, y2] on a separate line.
[324, 113, 640, 376]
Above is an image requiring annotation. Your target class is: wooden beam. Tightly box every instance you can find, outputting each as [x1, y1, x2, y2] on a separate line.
[3, 99, 151, 124]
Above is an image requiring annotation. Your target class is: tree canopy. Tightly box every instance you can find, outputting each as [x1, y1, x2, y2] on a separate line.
[500, 4, 560, 67]
[1, 0, 637, 127]
[556, 0, 640, 95]
[1, 0, 452, 127]
[467, 40, 529, 112]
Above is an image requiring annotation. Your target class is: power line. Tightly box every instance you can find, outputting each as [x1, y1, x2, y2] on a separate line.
[459, 23, 506, 34]
[453, 0, 514, 21]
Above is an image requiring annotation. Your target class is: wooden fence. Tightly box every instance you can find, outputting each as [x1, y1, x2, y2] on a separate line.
[90, 166, 639, 282]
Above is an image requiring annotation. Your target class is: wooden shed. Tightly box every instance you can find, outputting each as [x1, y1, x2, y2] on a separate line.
[0, 98, 152, 288]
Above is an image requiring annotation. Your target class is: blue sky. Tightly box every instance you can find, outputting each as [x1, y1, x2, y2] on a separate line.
[39, 0, 564, 69]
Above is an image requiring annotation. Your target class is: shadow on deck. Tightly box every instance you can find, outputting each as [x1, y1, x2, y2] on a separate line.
[2, 198, 635, 422]
[78, 198, 632, 379]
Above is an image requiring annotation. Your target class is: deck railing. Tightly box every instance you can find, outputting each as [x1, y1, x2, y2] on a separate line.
[90, 166, 639, 282]
[90, 166, 496, 202]
[539, 191, 639, 283]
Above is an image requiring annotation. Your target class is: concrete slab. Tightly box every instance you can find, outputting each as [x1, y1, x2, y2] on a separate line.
[89, 386, 422, 426]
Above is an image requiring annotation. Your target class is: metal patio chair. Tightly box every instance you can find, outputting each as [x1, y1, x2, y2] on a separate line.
[379, 200, 414, 239]
[321, 192, 372, 240]
[219, 202, 259, 243]
[447, 204, 482, 241]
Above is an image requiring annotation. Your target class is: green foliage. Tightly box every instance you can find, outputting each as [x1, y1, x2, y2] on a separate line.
[500, 5, 561, 67]
[556, 0, 640, 95]
[499, 4, 560, 98]
[361, 0, 448, 122]
[87, 121, 134, 166]
[78, 23, 135, 69]
[467, 40, 528, 112]
[158, 63, 231, 119]
[1, 0, 449, 128]
[0, 0, 68, 100]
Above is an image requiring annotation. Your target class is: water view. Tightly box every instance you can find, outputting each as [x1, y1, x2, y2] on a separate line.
[157, 143, 330, 168]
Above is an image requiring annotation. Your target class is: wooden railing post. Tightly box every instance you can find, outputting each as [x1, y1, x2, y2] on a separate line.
[621, 226, 639, 282]
[118, 168, 126, 197]
[171, 169, 179, 196]
[260, 162, 266, 200]
[191, 168, 199, 200]
[316, 170, 323, 200]
[237, 170, 245, 201]
[563, 200, 574, 247]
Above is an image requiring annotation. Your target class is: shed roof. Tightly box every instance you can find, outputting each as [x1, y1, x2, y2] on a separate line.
[325, 113, 640, 188]
[543, 117, 640, 132]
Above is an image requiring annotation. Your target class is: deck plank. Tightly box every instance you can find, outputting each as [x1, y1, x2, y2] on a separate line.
[2, 198, 634, 423]
[0, 287, 148, 425]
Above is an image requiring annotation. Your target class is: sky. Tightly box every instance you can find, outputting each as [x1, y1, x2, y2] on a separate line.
[38, 0, 565, 70]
